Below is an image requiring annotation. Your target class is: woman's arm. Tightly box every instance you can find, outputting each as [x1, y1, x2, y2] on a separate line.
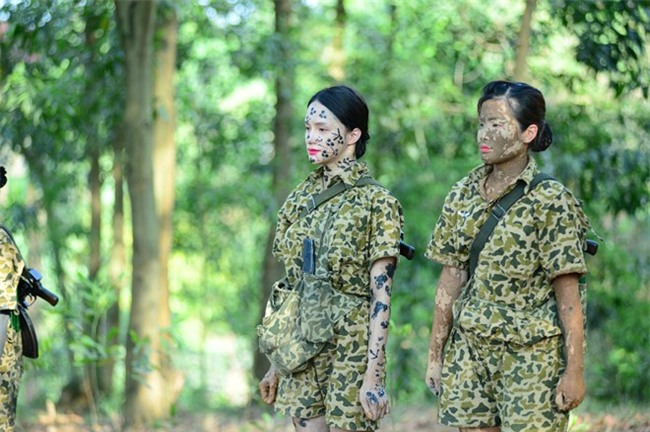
[553, 273, 585, 411]
[425, 265, 466, 394]
[360, 256, 396, 421]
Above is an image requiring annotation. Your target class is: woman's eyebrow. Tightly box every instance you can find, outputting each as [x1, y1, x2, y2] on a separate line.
[305, 120, 328, 126]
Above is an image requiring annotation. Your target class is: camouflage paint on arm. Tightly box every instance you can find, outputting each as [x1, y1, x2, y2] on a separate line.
[366, 257, 396, 374]
[427, 265, 466, 366]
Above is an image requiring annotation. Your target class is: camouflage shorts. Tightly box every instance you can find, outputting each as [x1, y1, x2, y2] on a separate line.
[0, 318, 23, 431]
[275, 304, 378, 431]
[438, 327, 569, 432]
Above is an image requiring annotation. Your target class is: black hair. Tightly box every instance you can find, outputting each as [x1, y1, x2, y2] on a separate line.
[0, 166, 6, 189]
[307, 85, 370, 159]
[477, 80, 553, 152]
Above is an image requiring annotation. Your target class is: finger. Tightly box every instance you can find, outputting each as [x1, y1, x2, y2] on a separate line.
[378, 401, 388, 419]
[366, 396, 379, 420]
[555, 391, 567, 411]
[427, 380, 439, 396]
[360, 398, 373, 420]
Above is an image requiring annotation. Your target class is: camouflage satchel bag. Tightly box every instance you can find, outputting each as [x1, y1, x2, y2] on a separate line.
[257, 215, 336, 376]
[257, 181, 367, 375]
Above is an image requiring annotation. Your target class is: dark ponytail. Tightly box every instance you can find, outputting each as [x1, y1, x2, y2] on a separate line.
[0, 167, 6, 189]
[530, 121, 553, 152]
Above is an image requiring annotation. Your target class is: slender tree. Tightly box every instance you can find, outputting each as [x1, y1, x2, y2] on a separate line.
[153, 2, 184, 407]
[114, 0, 167, 427]
[514, 0, 536, 80]
[329, 0, 346, 81]
[101, 130, 125, 396]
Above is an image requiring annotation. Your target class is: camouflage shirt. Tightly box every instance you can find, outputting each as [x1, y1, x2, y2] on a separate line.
[273, 161, 403, 298]
[426, 159, 590, 343]
[0, 227, 24, 311]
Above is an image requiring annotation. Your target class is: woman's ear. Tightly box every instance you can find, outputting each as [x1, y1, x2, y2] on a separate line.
[346, 128, 362, 145]
[522, 124, 538, 144]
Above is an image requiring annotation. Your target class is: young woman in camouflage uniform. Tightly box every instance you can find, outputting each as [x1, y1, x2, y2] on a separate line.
[425, 81, 590, 432]
[258, 85, 404, 432]
[0, 167, 24, 431]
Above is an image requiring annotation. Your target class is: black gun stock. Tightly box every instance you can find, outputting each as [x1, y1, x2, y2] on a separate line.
[18, 268, 59, 307]
[399, 241, 416, 260]
[585, 239, 598, 256]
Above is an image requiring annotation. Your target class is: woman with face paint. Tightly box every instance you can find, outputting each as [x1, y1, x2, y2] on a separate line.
[0, 167, 26, 430]
[424, 81, 591, 432]
[258, 85, 404, 432]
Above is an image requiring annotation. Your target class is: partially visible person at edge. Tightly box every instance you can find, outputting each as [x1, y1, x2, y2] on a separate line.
[424, 81, 591, 432]
[258, 85, 404, 432]
[0, 166, 24, 432]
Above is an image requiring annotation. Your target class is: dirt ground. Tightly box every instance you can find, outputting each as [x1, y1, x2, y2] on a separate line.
[17, 404, 650, 432]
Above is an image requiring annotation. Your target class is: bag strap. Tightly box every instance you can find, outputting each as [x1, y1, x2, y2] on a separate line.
[298, 176, 380, 219]
[468, 172, 555, 278]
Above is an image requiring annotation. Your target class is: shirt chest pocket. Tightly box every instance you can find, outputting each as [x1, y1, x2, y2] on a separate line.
[486, 218, 539, 277]
[326, 212, 369, 263]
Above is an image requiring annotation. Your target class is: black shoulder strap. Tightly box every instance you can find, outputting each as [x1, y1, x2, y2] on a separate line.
[298, 176, 380, 219]
[468, 172, 555, 277]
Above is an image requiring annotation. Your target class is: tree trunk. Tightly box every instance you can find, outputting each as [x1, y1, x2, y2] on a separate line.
[329, 0, 346, 81]
[86, 145, 102, 413]
[253, 0, 295, 383]
[514, 0, 537, 81]
[99, 131, 126, 397]
[115, 1, 165, 428]
[153, 4, 184, 407]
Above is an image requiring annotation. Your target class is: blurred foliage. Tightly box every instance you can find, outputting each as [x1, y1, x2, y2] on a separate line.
[0, 0, 648, 423]
[550, 0, 650, 98]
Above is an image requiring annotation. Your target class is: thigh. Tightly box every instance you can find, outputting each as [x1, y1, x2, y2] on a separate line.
[498, 336, 569, 432]
[438, 329, 500, 428]
[292, 416, 329, 432]
[275, 341, 334, 420]
[326, 305, 377, 431]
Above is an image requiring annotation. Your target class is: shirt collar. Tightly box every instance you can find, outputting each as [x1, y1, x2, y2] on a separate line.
[469, 157, 541, 194]
[311, 161, 369, 188]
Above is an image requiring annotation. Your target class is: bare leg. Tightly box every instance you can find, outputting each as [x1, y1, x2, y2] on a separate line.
[460, 427, 500, 432]
[292, 416, 329, 432]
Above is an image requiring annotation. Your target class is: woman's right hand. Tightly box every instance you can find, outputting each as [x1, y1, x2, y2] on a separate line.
[425, 359, 442, 396]
[259, 366, 279, 405]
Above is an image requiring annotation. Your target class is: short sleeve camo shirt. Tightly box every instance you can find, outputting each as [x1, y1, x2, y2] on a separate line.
[0, 228, 24, 311]
[426, 158, 589, 311]
[273, 161, 403, 298]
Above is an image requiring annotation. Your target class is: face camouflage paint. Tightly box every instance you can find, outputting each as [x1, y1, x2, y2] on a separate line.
[477, 99, 529, 166]
[304, 101, 351, 167]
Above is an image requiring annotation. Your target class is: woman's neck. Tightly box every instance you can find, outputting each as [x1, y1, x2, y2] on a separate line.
[483, 154, 529, 201]
[323, 156, 357, 186]
[490, 153, 528, 182]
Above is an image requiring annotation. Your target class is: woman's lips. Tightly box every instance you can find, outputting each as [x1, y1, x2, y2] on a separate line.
[308, 148, 320, 155]
[479, 145, 491, 153]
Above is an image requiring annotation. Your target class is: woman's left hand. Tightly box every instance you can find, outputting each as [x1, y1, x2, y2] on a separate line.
[555, 367, 585, 412]
[359, 375, 390, 421]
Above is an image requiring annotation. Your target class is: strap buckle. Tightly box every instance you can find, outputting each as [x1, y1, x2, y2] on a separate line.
[491, 203, 506, 221]
[306, 196, 317, 214]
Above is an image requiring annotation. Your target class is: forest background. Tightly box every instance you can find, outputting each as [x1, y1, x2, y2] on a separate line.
[0, 0, 649, 431]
